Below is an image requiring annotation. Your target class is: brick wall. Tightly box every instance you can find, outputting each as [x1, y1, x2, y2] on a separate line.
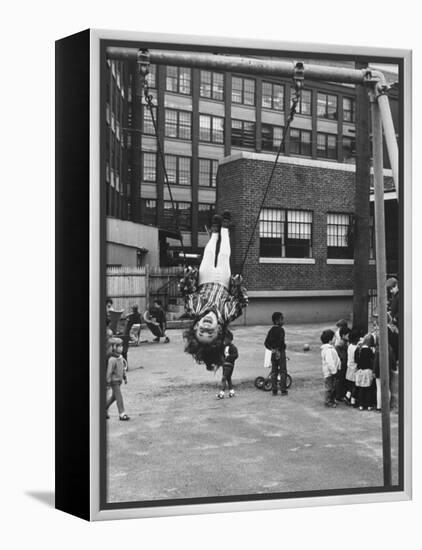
[217, 155, 377, 292]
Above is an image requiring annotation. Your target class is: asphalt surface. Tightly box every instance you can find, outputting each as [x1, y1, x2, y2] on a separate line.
[106, 323, 399, 503]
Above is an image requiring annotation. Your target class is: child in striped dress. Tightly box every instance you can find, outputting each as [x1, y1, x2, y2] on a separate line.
[180, 211, 248, 370]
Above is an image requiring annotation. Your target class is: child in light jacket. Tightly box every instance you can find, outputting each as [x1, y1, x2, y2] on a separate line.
[106, 337, 130, 421]
[320, 329, 341, 408]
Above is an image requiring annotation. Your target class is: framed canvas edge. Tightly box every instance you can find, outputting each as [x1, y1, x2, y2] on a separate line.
[88, 28, 412, 521]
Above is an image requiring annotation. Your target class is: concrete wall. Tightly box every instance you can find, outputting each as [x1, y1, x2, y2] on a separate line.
[107, 242, 138, 267]
[231, 296, 353, 326]
[106, 217, 159, 266]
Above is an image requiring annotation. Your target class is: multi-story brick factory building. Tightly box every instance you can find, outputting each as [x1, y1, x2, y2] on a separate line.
[104, 53, 399, 321]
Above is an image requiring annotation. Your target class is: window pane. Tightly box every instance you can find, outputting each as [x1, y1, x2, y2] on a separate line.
[243, 79, 255, 105]
[200, 71, 212, 98]
[212, 116, 224, 143]
[262, 82, 272, 109]
[290, 128, 300, 154]
[166, 66, 178, 92]
[143, 153, 156, 181]
[211, 160, 218, 187]
[327, 95, 338, 119]
[179, 157, 191, 185]
[213, 73, 224, 100]
[300, 90, 312, 115]
[273, 84, 284, 110]
[317, 93, 327, 117]
[179, 111, 191, 139]
[327, 135, 337, 159]
[164, 109, 177, 137]
[231, 77, 242, 103]
[199, 115, 211, 141]
[165, 155, 177, 183]
[179, 68, 191, 94]
[199, 159, 211, 186]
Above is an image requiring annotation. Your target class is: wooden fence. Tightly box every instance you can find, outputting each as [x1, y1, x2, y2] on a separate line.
[106, 266, 183, 314]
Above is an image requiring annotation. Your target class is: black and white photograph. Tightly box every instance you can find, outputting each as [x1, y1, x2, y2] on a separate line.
[99, 34, 408, 513]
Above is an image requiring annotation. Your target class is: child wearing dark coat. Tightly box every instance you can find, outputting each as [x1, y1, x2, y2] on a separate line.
[217, 330, 238, 399]
[265, 312, 288, 396]
[354, 334, 376, 411]
[335, 326, 351, 402]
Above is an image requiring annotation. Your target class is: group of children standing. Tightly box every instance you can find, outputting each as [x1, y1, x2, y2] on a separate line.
[320, 319, 394, 411]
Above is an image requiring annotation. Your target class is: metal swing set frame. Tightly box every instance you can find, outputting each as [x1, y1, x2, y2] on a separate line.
[106, 46, 400, 487]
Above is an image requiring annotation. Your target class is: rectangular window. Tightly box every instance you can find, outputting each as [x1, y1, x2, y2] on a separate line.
[317, 93, 338, 120]
[262, 124, 283, 152]
[231, 119, 256, 148]
[166, 66, 191, 95]
[317, 132, 337, 159]
[146, 64, 156, 89]
[200, 71, 224, 100]
[142, 105, 156, 135]
[293, 89, 312, 115]
[142, 152, 156, 182]
[343, 97, 355, 122]
[327, 213, 353, 259]
[197, 203, 215, 231]
[289, 128, 312, 156]
[165, 109, 192, 140]
[163, 201, 192, 231]
[342, 136, 356, 162]
[259, 208, 313, 258]
[199, 159, 218, 187]
[199, 114, 224, 143]
[232, 76, 255, 105]
[165, 155, 191, 186]
[140, 199, 157, 226]
[262, 82, 284, 110]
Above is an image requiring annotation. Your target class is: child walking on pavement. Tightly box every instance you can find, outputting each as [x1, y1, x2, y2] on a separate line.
[265, 312, 288, 396]
[106, 337, 130, 421]
[217, 330, 238, 399]
[320, 329, 341, 407]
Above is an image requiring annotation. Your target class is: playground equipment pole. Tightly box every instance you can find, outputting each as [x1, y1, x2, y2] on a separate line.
[371, 94, 392, 486]
[378, 92, 399, 200]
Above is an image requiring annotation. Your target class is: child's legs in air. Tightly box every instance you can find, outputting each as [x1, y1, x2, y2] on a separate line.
[199, 232, 219, 285]
[215, 227, 231, 286]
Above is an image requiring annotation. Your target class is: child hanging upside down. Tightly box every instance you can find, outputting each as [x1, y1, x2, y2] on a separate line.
[179, 211, 248, 370]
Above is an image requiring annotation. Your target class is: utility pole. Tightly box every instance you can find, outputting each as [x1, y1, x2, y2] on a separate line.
[352, 62, 371, 334]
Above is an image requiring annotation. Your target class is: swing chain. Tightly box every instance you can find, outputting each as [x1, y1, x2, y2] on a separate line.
[238, 62, 305, 275]
[136, 51, 188, 267]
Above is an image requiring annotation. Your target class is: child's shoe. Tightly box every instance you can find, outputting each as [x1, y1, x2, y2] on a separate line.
[229, 389, 235, 398]
[164, 336, 170, 343]
[367, 406, 374, 411]
[359, 406, 364, 411]
[222, 210, 232, 228]
[217, 391, 225, 399]
[211, 214, 222, 233]
[119, 414, 130, 421]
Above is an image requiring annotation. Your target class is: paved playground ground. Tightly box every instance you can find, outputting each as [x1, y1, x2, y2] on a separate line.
[106, 322, 399, 504]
